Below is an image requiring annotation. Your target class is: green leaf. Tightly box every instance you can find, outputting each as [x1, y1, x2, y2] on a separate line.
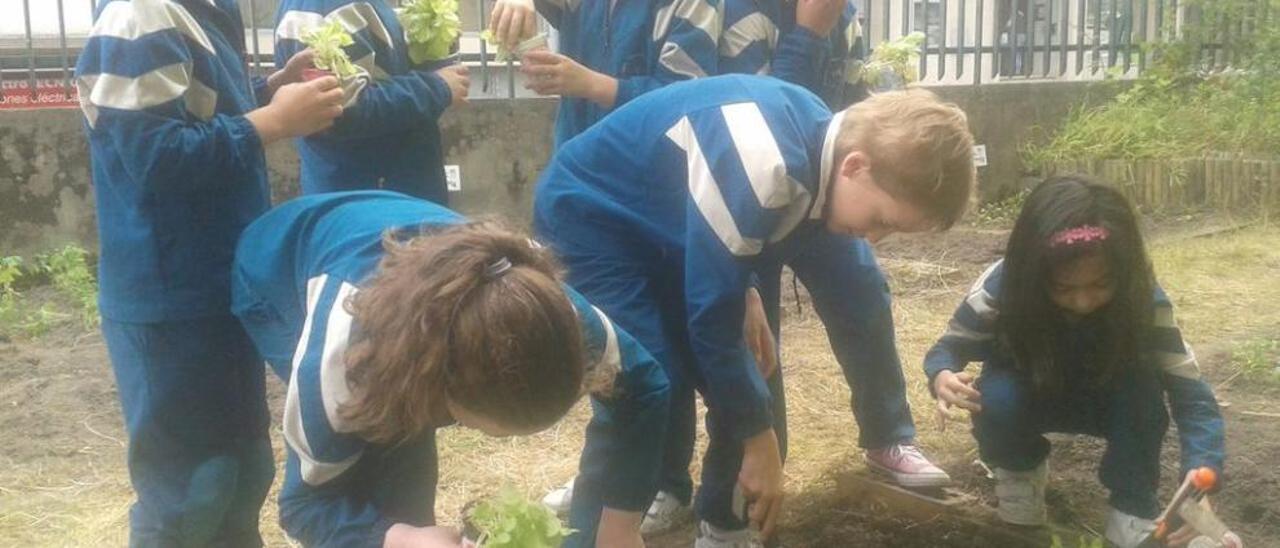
[468, 486, 575, 548]
[301, 20, 360, 79]
[402, 0, 462, 64]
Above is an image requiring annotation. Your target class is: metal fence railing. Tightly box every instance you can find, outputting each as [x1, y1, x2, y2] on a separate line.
[0, 0, 1270, 108]
[860, 0, 1270, 85]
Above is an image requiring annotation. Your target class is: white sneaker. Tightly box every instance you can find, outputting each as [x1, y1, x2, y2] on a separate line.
[540, 478, 575, 516]
[993, 462, 1048, 526]
[694, 521, 764, 548]
[1104, 508, 1156, 548]
[640, 490, 692, 535]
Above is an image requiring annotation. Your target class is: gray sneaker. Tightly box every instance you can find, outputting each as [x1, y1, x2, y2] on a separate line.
[994, 461, 1048, 526]
[640, 490, 692, 535]
[694, 521, 764, 548]
[1104, 507, 1156, 548]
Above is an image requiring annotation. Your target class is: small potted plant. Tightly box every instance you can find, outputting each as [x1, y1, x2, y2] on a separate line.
[400, 0, 464, 66]
[860, 31, 925, 92]
[460, 487, 575, 548]
[299, 20, 367, 105]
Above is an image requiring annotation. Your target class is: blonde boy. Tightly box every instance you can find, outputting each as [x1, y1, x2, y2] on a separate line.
[533, 75, 974, 544]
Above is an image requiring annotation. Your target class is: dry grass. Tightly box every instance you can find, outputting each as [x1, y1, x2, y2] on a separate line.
[1, 223, 1277, 546]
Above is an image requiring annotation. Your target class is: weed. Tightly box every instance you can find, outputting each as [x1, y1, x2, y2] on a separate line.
[1050, 533, 1105, 548]
[1232, 338, 1279, 381]
[972, 189, 1029, 227]
[37, 245, 99, 328]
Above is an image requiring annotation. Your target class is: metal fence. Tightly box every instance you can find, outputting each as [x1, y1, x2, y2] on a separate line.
[0, 0, 1270, 106]
[863, 0, 1272, 85]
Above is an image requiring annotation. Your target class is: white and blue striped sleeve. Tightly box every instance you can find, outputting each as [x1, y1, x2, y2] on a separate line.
[923, 260, 1003, 390]
[75, 0, 266, 192]
[614, 0, 722, 106]
[1151, 286, 1225, 478]
[717, 0, 776, 76]
[665, 102, 816, 441]
[275, 0, 454, 140]
[278, 274, 391, 548]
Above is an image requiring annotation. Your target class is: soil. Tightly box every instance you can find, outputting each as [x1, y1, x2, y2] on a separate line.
[2, 222, 1278, 547]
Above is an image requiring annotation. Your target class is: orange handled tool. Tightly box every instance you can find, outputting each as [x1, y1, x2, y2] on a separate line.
[1149, 468, 1242, 548]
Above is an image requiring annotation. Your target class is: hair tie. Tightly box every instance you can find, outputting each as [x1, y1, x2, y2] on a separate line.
[1049, 225, 1110, 248]
[484, 256, 514, 279]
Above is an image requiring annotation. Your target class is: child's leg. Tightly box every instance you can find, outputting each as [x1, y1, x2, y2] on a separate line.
[537, 218, 696, 518]
[790, 235, 915, 448]
[102, 316, 273, 548]
[973, 367, 1051, 471]
[1099, 374, 1170, 519]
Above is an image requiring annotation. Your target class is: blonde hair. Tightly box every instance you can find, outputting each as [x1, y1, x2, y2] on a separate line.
[836, 88, 976, 229]
[340, 221, 587, 445]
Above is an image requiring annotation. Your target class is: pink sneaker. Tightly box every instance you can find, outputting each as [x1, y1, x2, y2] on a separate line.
[864, 444, 951, 488]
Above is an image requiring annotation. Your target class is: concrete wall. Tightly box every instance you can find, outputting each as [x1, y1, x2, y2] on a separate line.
[0, 81, 1119, 257]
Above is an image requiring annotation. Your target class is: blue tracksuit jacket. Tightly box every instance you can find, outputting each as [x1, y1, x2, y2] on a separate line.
[76, 0, 272, 322]
[718, 0, 862, 106]
[230, 191, 669, 547]
[923, 259, 1227, 477]
[275, 0, 454, 202]
[535, 0, 722, 144]
[535, 75, 848, 441]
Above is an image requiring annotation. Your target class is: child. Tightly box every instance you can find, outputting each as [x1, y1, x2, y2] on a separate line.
[274, 0, 470, 202]
[230, 190, 669, 548]
[705, 0, 951, 526]
[719, 0, 864, 106]
[533, 75, 975, 545]
[925, 176, 1226, 547]
[76, 1, 344, 544]
[487, 0, 721, 144]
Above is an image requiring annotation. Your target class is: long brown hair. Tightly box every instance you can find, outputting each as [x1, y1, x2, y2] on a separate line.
[340, 221, 587, 445]
[998, 176, 1154, 398]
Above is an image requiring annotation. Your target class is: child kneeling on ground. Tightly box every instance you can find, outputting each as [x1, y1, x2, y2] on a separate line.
[231, 191, 669, 548]
[534, 75, 975, 546]
[925, 176, 1226, 547]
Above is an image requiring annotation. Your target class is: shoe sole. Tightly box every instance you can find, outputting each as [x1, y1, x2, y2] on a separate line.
[865, 459, 952, 488]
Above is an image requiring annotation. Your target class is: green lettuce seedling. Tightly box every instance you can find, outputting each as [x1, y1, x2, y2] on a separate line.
[302, 20, 360, 79]
[467, 487, 575, 548]
[862, 32, 925, 89]
[402, 0, 462, 65]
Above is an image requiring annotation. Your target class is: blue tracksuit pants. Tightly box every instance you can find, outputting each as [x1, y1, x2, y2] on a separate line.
[101, 315, 274, 547]
[973, 361, 1170, 518]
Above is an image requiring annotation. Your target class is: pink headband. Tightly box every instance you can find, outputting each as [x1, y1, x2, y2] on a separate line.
[1050, 225, 1110, 248]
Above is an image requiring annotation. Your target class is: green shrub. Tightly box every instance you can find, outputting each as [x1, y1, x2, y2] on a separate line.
[37, 245, 99, 328]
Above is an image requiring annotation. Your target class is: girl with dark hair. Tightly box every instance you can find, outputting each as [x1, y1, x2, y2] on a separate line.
[230, 191, 668, 548]
[923, 176, 1226, 547]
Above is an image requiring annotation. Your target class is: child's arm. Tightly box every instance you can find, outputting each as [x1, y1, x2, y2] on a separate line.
[563, 287, 670, 545]
[1153, 293, 1226, 477]
[77, 3, 341, 190]
[275, 0, 462, 140]
[276, 275, 396, 547]
[768, 0, 849, 91]
[922, 261, 1003, 394]
[523, 0, 720, 109]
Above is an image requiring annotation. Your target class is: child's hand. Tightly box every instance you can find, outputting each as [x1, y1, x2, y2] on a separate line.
[267, 49, 317, 92]
[596, 508, 644, 548]
[434, 65, 471, 109]
[384, 524, 462, 548]
[739, 428, 785, 539]
[247, 77, 345, 144]
[744, 287, 778, 379]
[488, 0, 538, 51]
[933, 370, 981, 430]
[520, 51, 618, 108]
[795, 0, 846, 37]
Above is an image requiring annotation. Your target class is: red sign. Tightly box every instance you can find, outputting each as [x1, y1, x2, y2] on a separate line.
[0, 79, 80, 110]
